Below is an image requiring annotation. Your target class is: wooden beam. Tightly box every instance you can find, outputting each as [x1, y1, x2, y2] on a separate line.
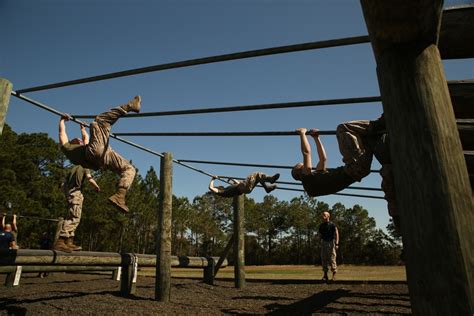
[439, 5, 474, 59]
[233, 195, 245, 289]
[361, 1, 474, 315]
[155, 152, 173, 302]
[449, 80, 474, 119]
[0, 78, 12, 135]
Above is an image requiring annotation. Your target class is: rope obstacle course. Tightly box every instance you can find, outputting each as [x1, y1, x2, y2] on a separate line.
[0, 3, 472, 313]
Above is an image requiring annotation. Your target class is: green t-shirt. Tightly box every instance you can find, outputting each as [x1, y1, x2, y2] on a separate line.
[61, 142, 98, 170]
[301, 167, 355, 197]
[64, 165, 90, 191]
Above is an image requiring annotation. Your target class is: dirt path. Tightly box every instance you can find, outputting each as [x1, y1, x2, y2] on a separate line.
[0, 273, 411, 315]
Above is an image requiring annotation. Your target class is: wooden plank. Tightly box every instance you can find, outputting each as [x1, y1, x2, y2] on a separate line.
[361, 1, 474, 315]
[439, 5, 474, 59]
[449, 80, 474, 119]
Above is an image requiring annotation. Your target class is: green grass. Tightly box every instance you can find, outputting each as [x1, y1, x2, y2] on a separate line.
[140, 265, 407, 281]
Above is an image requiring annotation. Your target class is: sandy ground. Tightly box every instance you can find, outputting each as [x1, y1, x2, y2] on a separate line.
[0, 272, 411, 315]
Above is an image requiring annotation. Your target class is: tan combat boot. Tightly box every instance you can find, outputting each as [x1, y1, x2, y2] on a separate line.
[53, 237, 72, 253]
[121, 96, 141, 113]
[108, 188, 129, 213]
[261, 173, 280, 183]
[66, 237, 82, 251]
[262, 182, 277, 193]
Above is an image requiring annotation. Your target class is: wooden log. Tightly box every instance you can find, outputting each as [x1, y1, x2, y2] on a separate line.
[214, 234, 234, 276]
[449, 80, 474, 119]
[361, 1, 474, 314]
[0, 78, 12, 135]
[439, 5, 474, 59]
[155, 152, 173, 302]
[0, 265, 117, 274]
[233, 195, 245, 289]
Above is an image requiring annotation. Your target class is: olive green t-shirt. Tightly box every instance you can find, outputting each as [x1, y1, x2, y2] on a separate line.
[301, 167, 355, 197]
[61, 142, 98, 170]
[64, 165, 90, 191]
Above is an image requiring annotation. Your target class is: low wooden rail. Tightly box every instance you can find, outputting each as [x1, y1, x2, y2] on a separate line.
[0, 249, 227, 294]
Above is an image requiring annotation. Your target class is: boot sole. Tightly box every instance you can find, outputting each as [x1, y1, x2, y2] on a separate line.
[108, 196, 130, 213]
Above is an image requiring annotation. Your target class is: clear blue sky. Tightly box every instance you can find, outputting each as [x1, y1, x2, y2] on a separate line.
[1, 0, 472, 231]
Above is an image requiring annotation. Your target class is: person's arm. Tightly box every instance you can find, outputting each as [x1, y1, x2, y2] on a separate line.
[209, 177, 220, 194]
[309, 129, 327, 172]
[59, 114, 72, 146]
[80, 124, 90, 145]
[335, 226, 339, 249]
[296, 128, 312, 174]
[12, 214, 17, 232]
[85, 171, 100, 192]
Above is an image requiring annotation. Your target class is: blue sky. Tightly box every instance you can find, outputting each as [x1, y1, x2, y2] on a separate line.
[1, 0, 472, 231]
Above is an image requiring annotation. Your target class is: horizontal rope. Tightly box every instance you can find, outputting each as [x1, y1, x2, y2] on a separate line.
[74, 96, 381, 119]
[16, 36, 370, 93]
[113, 130, 337, 137]
[178, 159, 380, 173]
[216, 175, 383, 192]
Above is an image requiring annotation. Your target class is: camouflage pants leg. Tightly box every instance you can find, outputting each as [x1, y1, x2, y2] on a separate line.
[60, 190, 84, 238]
[86, 106, 136, 189]
[321, 240, 337, 273]
[336, 120, 373, 181]
[237, 172, 265, 194]
[380, 164, 400, 230]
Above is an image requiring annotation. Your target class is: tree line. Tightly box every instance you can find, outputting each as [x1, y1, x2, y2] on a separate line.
[0, 124, 402, 265]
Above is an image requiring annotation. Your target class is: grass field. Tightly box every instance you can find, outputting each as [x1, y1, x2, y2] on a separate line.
[141, 265, 407, 281]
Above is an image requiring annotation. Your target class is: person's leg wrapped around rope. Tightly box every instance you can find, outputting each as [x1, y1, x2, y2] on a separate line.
[336, 120, 373, 181]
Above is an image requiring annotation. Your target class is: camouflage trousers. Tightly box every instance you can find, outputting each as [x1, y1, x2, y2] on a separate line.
[59, 189, 84, 238]
[85, 106, 136, 189]
[321, 240, 337, 273]
[236, 172, 268, 194]
[336, 120, 373, 181]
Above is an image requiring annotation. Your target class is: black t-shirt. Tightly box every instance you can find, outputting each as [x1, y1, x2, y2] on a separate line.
[0, 230, 15, 249]
[301, 167, 355, 197]
[319, 221, 337, 242]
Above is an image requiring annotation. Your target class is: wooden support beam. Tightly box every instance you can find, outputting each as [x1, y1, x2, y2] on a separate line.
[155, 152, 173, 302]
[233, 195, 245, 289]
[449, 80, 474, 119]
[439, 5, 474, 59]
[0, 78, 12, 135]
[361, 1, 474, 315]
[203, 257, 215, 285]
[214, 234, 234, 276]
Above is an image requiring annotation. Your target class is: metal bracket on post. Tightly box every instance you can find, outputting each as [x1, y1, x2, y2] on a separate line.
[112, 266, 122, 281]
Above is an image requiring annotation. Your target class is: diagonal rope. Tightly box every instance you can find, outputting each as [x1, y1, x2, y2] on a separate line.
[16, 36, 370, 93]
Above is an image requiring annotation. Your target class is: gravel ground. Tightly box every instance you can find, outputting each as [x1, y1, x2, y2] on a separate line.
[0, 273, 411, 315]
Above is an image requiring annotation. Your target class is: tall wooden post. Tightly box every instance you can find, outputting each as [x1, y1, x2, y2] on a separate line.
[233, 194, 245, 288]
[0, 78, 12, 135]
[155, 153, 173, 301]
[360, 1, 474, 314]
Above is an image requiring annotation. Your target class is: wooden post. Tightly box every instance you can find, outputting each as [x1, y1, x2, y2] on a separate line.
[120, 254, 137, 296]
[4, 266, 22, 287]
[203, 257, 215, 285]
[0, 78, 12, 135]
[233, 194, 245, 289]
[155, 153, 173, 301]
[360, 1, 474, 314]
